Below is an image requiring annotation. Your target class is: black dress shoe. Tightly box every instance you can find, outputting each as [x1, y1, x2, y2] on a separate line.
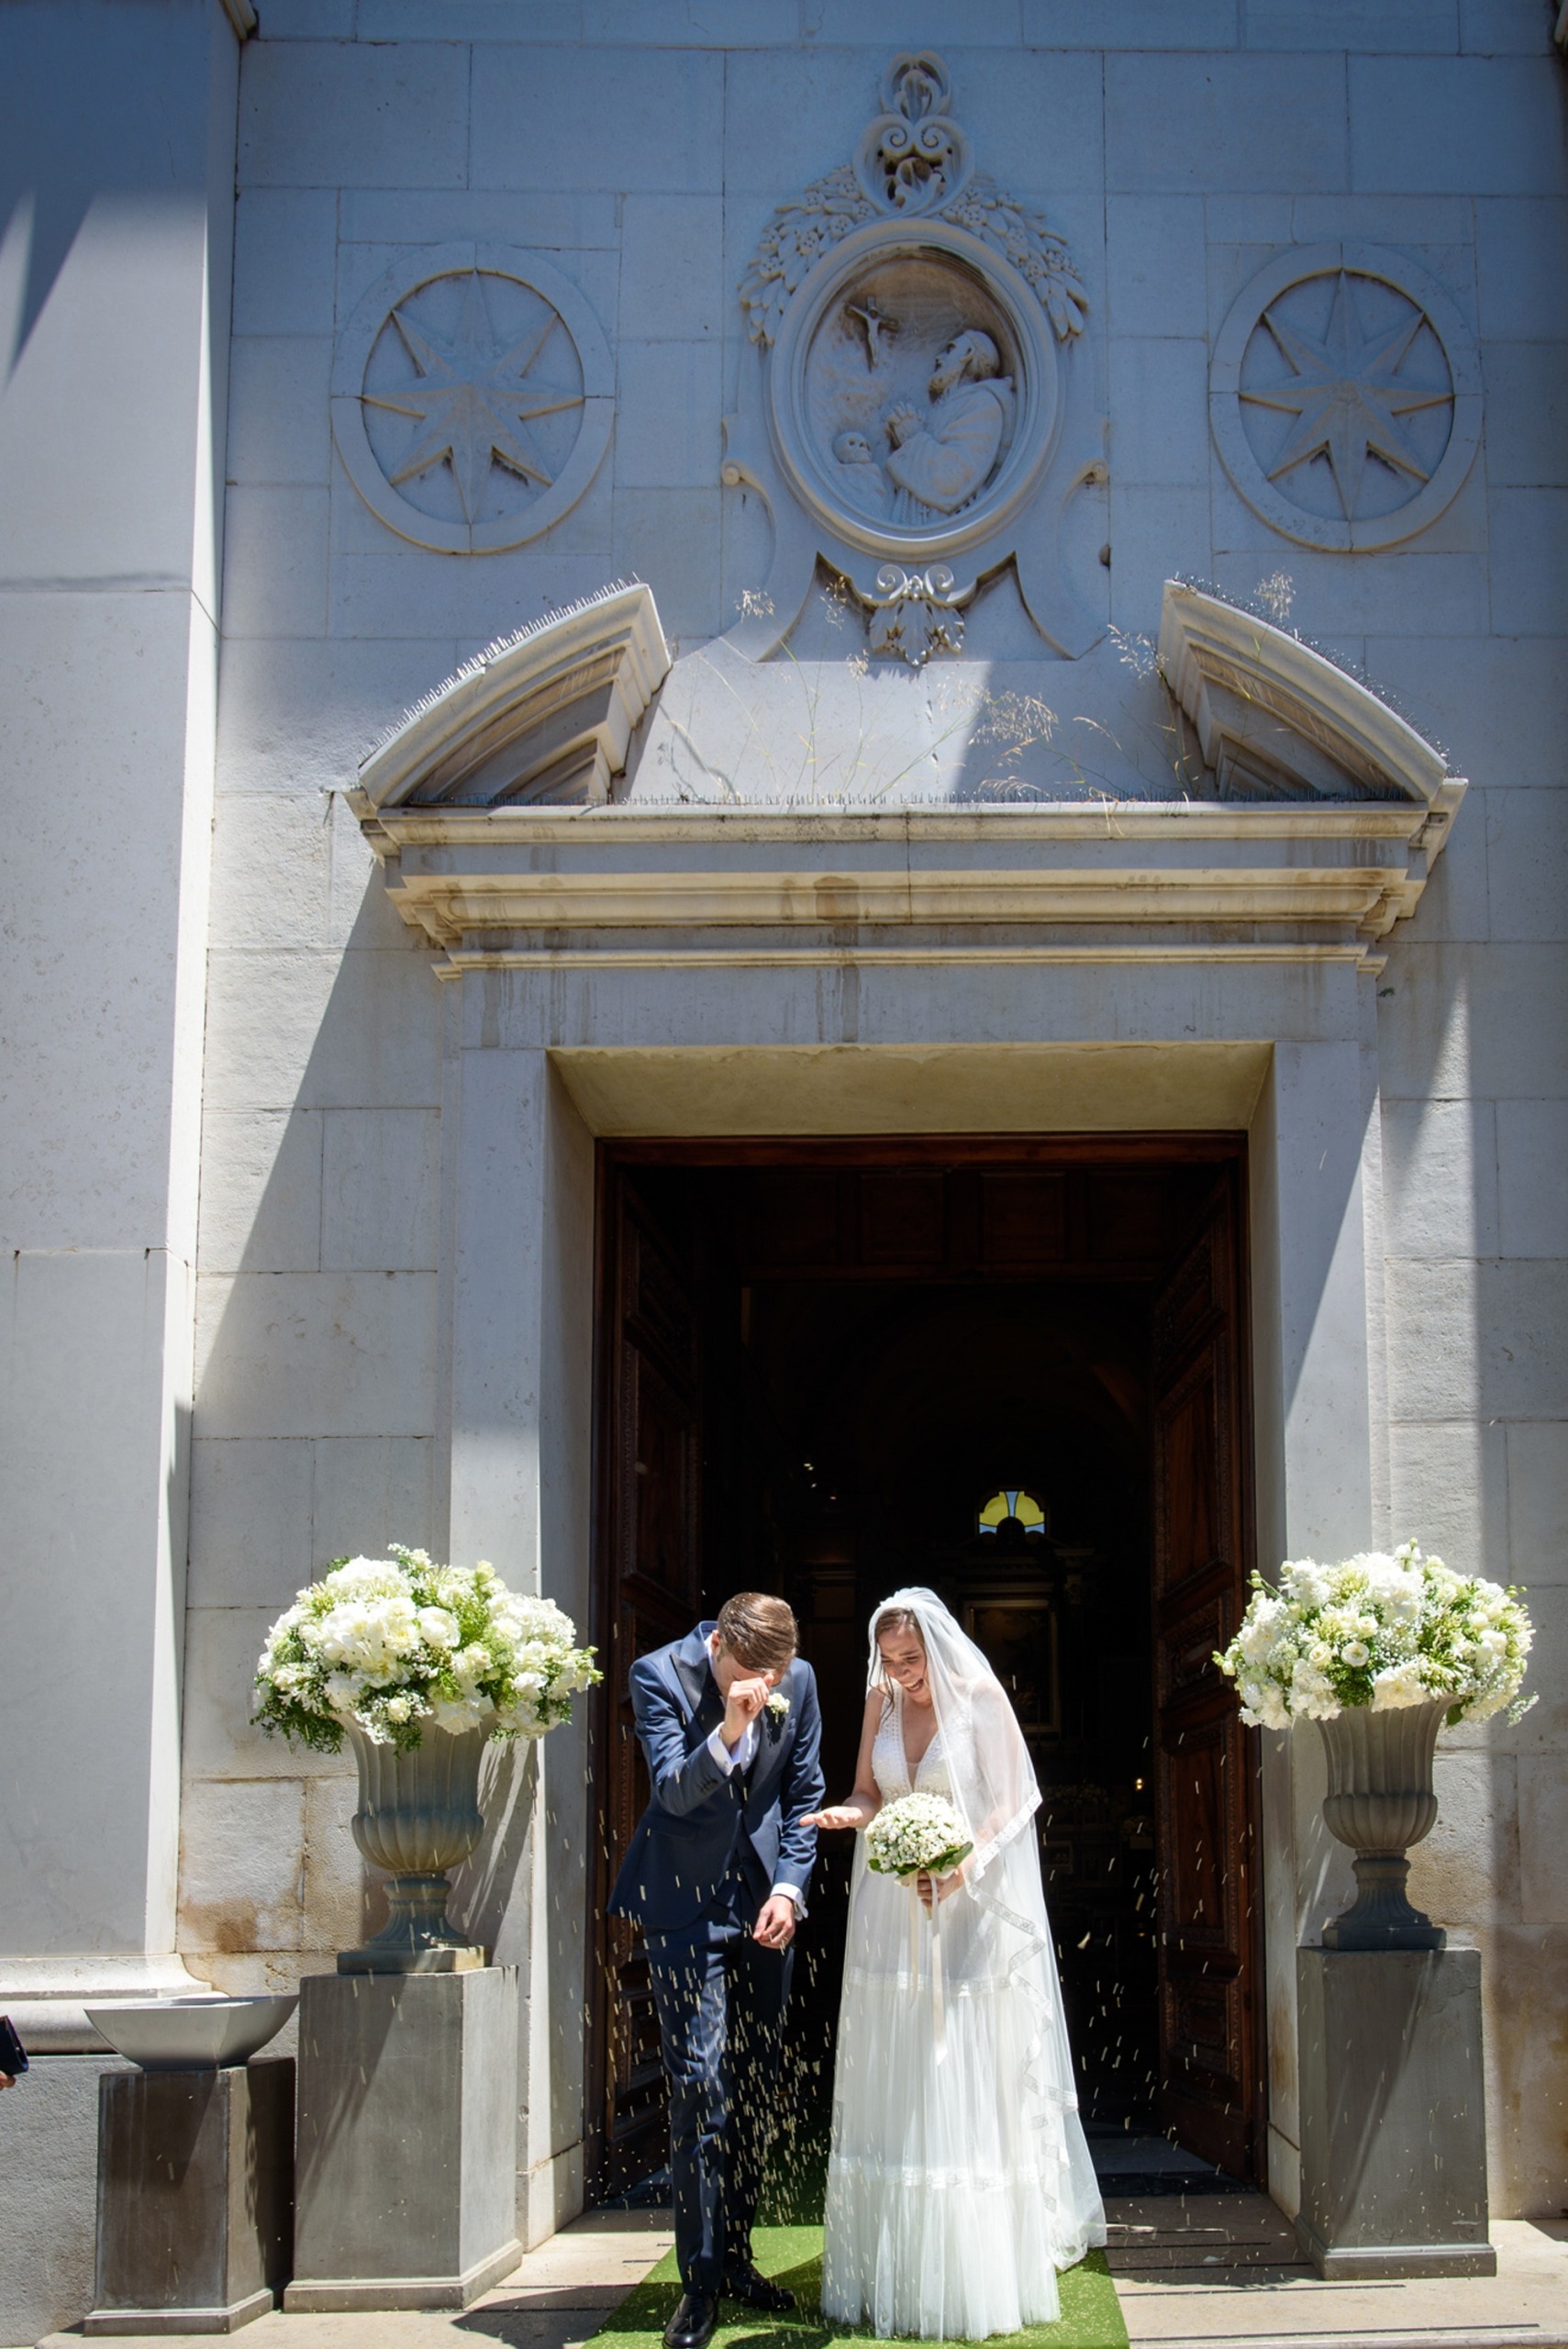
[723, 2263, 796, 2314]
[663, 2288, 719, 2349]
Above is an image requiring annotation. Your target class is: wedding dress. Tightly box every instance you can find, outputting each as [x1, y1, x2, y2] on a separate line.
[820, 1589, 1106, 2341]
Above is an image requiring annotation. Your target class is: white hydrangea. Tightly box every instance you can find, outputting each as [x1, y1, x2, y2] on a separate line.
[252, 1545, 600, 1753]
[1217, 1542, 1533, 1731]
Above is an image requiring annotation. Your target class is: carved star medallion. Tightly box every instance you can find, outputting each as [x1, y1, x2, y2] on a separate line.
[1240, 271, 1451, 521]
[361, 269, 584, 525]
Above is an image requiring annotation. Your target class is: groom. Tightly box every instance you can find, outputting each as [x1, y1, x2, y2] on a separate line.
[609, 1593, 824, 2349]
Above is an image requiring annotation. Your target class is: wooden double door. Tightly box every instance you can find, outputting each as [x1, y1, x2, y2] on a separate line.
[584, 1141, 1263, 2197]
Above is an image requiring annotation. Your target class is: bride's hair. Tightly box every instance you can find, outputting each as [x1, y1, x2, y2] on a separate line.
[873, 1606, 923, 1645]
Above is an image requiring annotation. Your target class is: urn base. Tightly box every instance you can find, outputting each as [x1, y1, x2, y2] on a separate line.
[337, 1946, 486, 1976]
[1321, 1853, 1445, 1952]
[337, 1872, 487, 1976]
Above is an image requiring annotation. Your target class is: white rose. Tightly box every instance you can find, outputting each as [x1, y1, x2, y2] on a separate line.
[1240, 1682, 1290, 1731]
[1372, 1660, 1429, 1709]
[417, 1606, 459, 1650]
[1343, 1641, 1370, 1668]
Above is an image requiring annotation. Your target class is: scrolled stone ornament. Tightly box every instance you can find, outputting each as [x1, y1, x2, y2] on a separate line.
[852, 54, 973, 217]
[865, 564, 964, 665]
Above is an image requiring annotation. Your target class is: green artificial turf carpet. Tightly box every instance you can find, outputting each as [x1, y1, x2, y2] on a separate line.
[592, 2227, 1129, 2349]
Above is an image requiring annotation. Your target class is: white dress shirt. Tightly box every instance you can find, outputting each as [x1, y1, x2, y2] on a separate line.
[705, 1642, 803, 1914]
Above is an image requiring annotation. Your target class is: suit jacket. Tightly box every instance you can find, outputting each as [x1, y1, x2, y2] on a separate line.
[607, 1624, 825, 1937]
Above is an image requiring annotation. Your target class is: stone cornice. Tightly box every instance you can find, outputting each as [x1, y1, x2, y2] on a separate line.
[359, 798, 1451, 966]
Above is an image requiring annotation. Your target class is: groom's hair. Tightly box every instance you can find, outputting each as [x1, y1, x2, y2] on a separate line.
[714, 1592, 798, 1674]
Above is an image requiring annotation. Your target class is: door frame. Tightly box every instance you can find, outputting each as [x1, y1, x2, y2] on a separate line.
[584, 1130, 1268, 2197]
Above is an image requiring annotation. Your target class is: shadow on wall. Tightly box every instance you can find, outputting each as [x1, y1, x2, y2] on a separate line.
[181, 835, 444, 1995]
[1, 9, 206, 375]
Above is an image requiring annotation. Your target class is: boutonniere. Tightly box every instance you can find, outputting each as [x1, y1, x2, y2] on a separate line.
[765, 1690, 790, 1734]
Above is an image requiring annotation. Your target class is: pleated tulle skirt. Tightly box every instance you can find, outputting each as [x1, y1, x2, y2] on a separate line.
[820, 1869, 1106, 2341]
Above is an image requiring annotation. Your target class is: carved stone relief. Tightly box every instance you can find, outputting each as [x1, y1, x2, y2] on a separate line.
[1209, 243, 1481, 553]
[723, 54, 1106, 665]
[330, 244, 614, 556]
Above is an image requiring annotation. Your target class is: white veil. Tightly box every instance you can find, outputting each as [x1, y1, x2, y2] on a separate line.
[863, 1586, 1087, 2143]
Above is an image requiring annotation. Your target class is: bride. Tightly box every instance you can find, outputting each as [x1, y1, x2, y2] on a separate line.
[805, 1588, 1106, 2341]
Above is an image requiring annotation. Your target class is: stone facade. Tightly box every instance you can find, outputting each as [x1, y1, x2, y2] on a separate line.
[2, 0, 1566, 2324]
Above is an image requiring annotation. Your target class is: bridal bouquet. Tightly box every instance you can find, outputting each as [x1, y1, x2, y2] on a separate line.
[866, 1791, 973, 1880]
[253, 1546, 600, 1753]
[1216, 1540, 1533, 1731]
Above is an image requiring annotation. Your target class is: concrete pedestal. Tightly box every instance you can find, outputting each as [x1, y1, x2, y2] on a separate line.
[85, 2060, 293, 2334]
[1296, 1947, 1495, 2279]
[284, 1966, 520, 2311]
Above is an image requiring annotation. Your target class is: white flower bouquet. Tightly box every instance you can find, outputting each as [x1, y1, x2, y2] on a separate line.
[1216, 1541, 1533, 1731]
[253, 1546, 600, 1753]
[865, 1790, 973, 1880]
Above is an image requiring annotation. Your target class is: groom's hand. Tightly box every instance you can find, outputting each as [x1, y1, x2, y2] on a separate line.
[752, 1895, 796, 1949]
[721, 1673, 772, 1753]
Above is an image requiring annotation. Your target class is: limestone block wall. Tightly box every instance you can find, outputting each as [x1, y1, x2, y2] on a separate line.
[1385, 758, 1568, 2210]
[183, 0, 1568, 2220]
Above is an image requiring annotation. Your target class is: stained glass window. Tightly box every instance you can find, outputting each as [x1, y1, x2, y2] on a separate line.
[976, 1488, 1047, 1538]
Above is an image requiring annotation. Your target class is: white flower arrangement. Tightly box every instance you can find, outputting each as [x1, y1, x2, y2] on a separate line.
[865, 1791, 973, 1880]
[766, 1690, 791, 1720]
[1216, 1541, 1534, 1732]
[253, 1546, 601, 1753]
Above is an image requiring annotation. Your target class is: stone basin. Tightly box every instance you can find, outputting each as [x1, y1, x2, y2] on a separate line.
[84, 1993, 298, 2071]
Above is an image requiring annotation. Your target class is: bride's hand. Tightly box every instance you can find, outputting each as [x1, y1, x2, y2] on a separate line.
[916, 1866, 964, 1909]
[802, 1805, 862, 1832]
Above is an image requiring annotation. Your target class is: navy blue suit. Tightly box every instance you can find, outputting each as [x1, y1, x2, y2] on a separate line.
[609, 1625, 824, 2290]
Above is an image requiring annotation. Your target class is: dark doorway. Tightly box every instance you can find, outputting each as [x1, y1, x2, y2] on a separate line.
[585, 1141, 1262, 2204]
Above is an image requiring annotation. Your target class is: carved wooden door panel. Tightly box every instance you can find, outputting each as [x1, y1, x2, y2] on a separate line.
[589, 1172, 703, 2199]
[1151, 1166, 1262, 2178]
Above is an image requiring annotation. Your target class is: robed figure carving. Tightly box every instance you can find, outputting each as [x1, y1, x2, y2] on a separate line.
[609, 1593, 824, 2349]
[884, 328, 1013, 524]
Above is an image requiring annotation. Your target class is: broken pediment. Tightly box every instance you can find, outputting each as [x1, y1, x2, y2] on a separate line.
[349, 574, 1466, 964]
[1158, 581, 1464, 827]
[350, 579, 670, 815]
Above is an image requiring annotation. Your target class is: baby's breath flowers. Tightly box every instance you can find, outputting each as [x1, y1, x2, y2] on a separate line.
[1216, 1541, 1533, 1732]
[253, 1546, 600, 1753]
[865, 1791, 973, 1880]
[765, 1690, 791, 1720]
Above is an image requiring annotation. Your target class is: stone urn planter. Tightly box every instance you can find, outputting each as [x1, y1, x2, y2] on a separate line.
[1318, 1699, 1447, 1951]
[337, 1722, 491, 1974]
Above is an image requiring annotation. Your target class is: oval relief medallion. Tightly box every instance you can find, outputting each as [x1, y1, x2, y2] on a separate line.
[770, 221, 1061, 559]
[330, 244, 613, 556]
[1210, 242, 1481, 553]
